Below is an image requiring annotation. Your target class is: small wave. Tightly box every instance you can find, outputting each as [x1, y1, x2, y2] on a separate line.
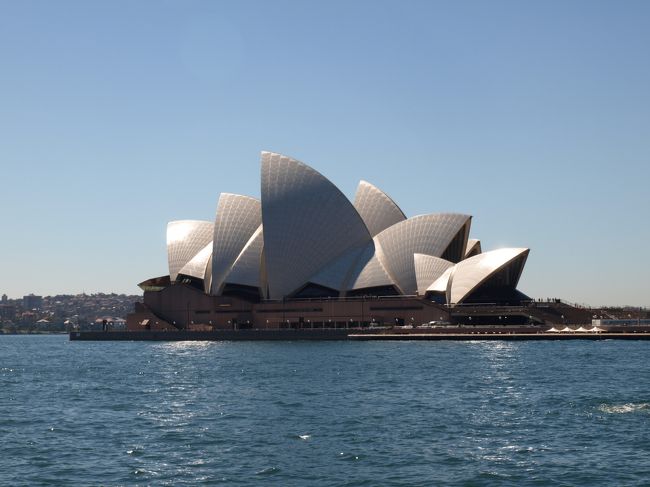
[338, 452, 362, 461]
[287, 433, 311, 441]
[126, 446, 144, 456]
[499, 444, 534, 453]
[598, 402, 650, 414]
[132, 468, 157, 476]
[256, 466, 280, 476]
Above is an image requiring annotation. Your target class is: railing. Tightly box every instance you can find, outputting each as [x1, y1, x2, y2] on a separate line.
[260, 295, 420, 303]
[524, 298, 592, 309]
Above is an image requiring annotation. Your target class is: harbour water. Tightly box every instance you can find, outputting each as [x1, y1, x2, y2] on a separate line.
[2, 335, 650, 485]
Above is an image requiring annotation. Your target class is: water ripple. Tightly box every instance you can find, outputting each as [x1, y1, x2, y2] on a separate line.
[598, 402, 650, 414]
[1, 336, 650, 485]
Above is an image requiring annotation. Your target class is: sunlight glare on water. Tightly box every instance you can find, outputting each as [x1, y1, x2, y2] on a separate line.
[1, 336, 650, 486]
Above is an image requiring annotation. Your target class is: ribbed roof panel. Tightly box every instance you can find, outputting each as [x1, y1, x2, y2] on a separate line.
[166, 220, 214, 282]
[308, 244, 367, 292]
[178, 241, 212, 281]
[261, 152, 372, 299]
[353, 180, 406, 237]
[346, 241, 395, 291]
[374, 213, 471, 295]
[223, 225, 264, 289]
[413, 253, 454, 295]
[426, 266, 455, 294]
[210, 193, 261, 294]
[448, 248, 529, 304]
[464, 239, 482, 258]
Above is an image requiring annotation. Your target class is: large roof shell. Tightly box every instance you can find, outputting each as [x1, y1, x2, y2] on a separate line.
[167, 220, 214, 282]
[465, 239, 482, 258]
[260, 152, 372, 299]
[413, 253, 454, 295]
[447, 248, 529, 305]
[346, 242, 395, 291]
[222, 225, 264, 289]
[178, 241, 212, 282]
[353, 180, 406, 237]
[210, 193, 261, 295]
[307, 244, 368, 292]
[374, 213, 471, 295]
[426, 266, 454, 294]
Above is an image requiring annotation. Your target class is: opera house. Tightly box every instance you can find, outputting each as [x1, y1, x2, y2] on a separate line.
[127, 152, 533, 331]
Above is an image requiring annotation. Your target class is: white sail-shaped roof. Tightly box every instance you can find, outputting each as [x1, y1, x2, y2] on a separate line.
[353, 180, 406, 237]
[210, 193, 261, 295]
[413, 254, 454, 296]
[178, 241, 212, 281]
[222, 225, 264, 289]
[465, 239, 482, 258]
[447, 248, 529, 305]
[373, 213, 471, 295]
[426, 266, 455, 294]
[167, 220, 214, 282]
[346, 242, 395, 291]
[307, 245, 368, 292]
[261, 152, 372, 299]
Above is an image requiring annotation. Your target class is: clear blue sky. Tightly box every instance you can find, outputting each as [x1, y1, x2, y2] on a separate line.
[1, 0, 648, 306]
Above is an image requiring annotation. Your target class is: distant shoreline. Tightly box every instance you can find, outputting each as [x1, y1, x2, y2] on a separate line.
[1, 331, 69, 335]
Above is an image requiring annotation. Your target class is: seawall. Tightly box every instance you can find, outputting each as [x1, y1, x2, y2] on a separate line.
[69, 328, 650, 341]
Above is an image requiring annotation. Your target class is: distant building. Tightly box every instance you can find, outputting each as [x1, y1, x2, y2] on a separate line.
[0, 304, 16, 320]
[23, 294, 43, 310]
[1, 294, 7, 303]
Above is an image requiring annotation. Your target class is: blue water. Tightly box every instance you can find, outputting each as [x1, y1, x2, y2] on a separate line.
[2, 336, 650, 486]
